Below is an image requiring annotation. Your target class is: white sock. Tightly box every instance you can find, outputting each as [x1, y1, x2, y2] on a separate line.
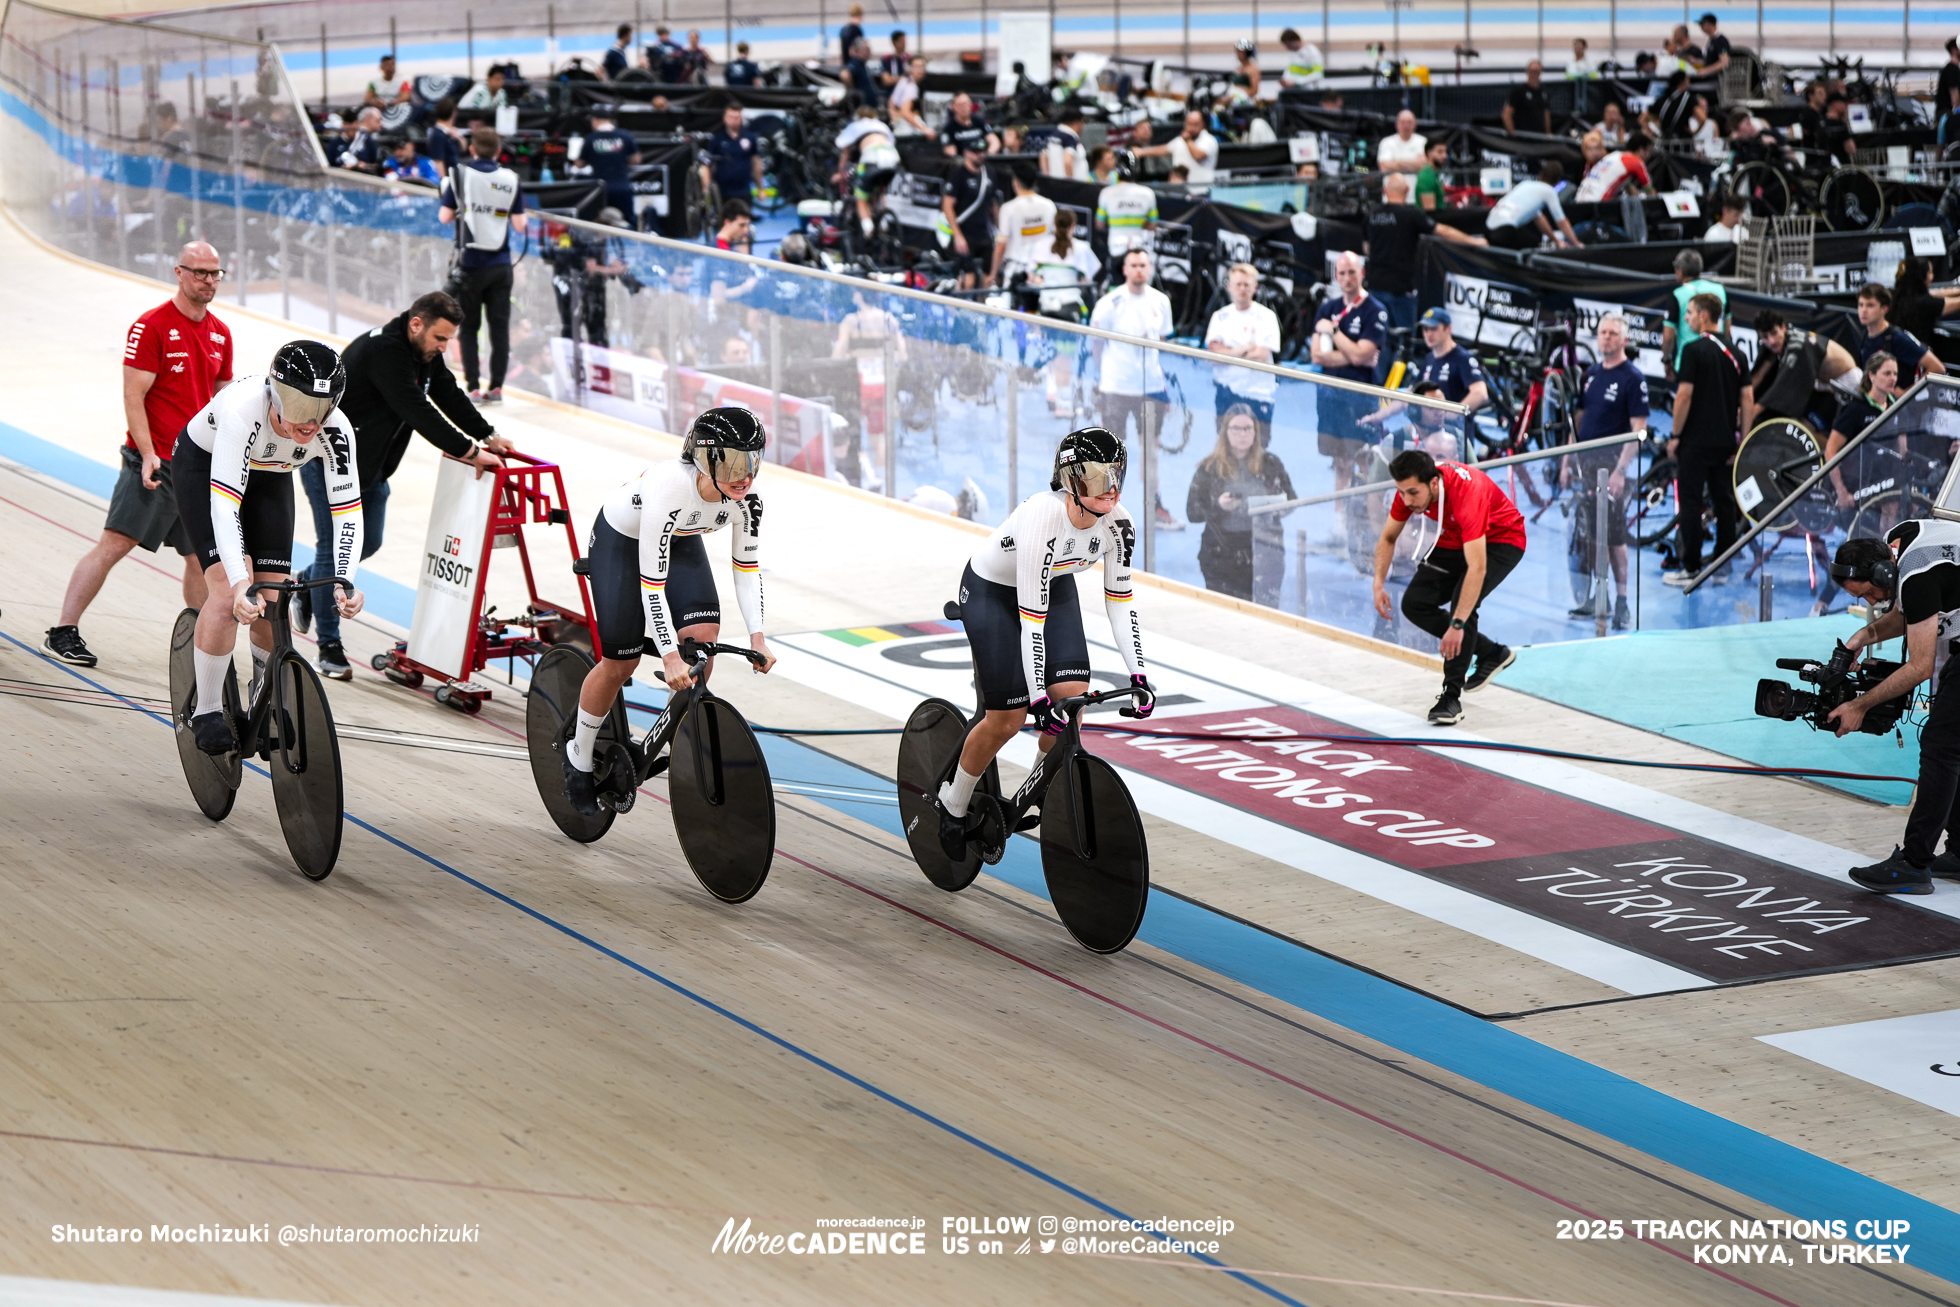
[938, 766, 982, 818]
[567, 708, 607, 772]
[193, 648, 230, 718]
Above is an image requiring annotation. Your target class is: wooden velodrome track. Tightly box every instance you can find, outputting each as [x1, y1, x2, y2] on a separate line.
[3, 214, 1960, 1307]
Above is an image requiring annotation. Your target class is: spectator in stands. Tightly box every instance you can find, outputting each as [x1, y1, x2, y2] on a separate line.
[1566, 312, 1645, 625]
[1689, 96, 1722, 158]
[648, 26, 686, 81]
[1648, 70, 1698, 140]
[1696, 13, 1732, 76]
[1939, 38, 1960, 142]
[1232, 41, 1262, 102]
[941, 92, 998, 156]
[602, 24, 634, 80]
[1855, 283, 1948, 379]
[726, 42, 760, 86]
[1296, 159, 1321, 180]
[1746, 310, 1860, 431]
[1033, 212, 1100, 413]
[1187, 404, 1295, 602]
[1091, 248, 1182, 531]
[1632, 51, 1659, 78]
[425, 98, 464, 177]
[715, 199, 754, 253]
[838, 4, 866, 63]
[1566, 38, 1599, 80]
[1095, 153, 1157, 256]
[1575, 132, 1653, 202]
[1000, 124, 1028, 154]
[1415, 139, 1450, 210]
[702, 101, 761, 211]
[879, 31, 910, 91]
[1893, 256, 1960, 343]
[1137, 110, 1217, 187]
[1504, 61, 1552, 135]
[339, 107, 386, 173]
[1665, 293, 1749, 584]
[384, 137, 439, 184]
[844, 38, 881, 106]
[548, 209, 622, 342]
[890, 56, 932, 137]
[1701, 191, 1748, 242]
[1279, 28, 1324, 87]
[1484, 161, 1583, 250]
[1579, 129, 1607, 175]
[1377, 110, 1426, 174]
[583, 108, 641, 218]
[1167, 164, 1191, 186]
[1318, 89, 1345, 113]
[993, 162, 1056, 296]
[1822, 93, 1859, 163]
[1359, 305, 1490, 431]
[1726, 106, 1783, 164]
[1663, 26, 1700, 73]
[1663, 247, 1726, 378]
[1795, 80, 1830, 151]
[1364, 173, 1485, 337]
[1599, 100, 1629, 148]
[319, 113, 356, 167]
[438, 126, 528, 403]
[943, 138, 999, 289]
[1205, 263, 1283, 442]
[1041, 106, 1089, 179]
[366, 54, 410, 109]
[1312, 251, 1389, 492]
[458, 67, 508, 112]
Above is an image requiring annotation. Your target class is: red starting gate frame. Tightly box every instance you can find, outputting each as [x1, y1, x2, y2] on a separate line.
[370, 451, 597, 713]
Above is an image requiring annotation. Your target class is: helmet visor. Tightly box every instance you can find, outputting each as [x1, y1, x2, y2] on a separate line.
[269, 377, 336, 427]
[1064, 460, 1125, 498]
[704, 446, 763, 483]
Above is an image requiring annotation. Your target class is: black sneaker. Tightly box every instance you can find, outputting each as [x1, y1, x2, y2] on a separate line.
[1427, 691, 1464, 726]
[1928, 849, 1960, 881]
[1567, 597, 1598, 618]
[190, 710, 235, 755]
[44, 625, 97, 667]
[563, 753, 602, 816]
[1613, 596, 1631, 631]
[1848, 847, 1934, 895]
[292, 585, 313, 635]
[316, 638, 352, 681]
[1464, 646, 1515, 693]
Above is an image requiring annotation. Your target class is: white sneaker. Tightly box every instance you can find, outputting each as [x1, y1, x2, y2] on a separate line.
[1662, 570, 1696, 587]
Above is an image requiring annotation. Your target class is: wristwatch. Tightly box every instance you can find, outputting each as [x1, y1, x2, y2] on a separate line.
[1449, 618, 1467, 630]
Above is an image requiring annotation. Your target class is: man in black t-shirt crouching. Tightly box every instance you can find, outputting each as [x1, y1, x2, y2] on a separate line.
[1828, 526, 1960, 894]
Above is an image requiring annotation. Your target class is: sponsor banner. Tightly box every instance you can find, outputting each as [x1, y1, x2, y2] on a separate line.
[1442, 271, 1539, 348]
[1759, 1008, 1960, 1120]
[406, 455, 497, 682]
[1571, 299, 1669, 378]
[774, 621, 1960, 989]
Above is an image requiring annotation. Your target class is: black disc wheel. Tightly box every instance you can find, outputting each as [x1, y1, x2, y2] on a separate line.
[526, 644, 619, 844]
[1734, 418, 1837, 534]
[1040, 752, 1149, 954]
[1820, 167, 1886, 232]
[265, 653, 344, 881]
[897, 697, 986, 891]
[669, 694, 775, 903]
[168, 607, 241, 822]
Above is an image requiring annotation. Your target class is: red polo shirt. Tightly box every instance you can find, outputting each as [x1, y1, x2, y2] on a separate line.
[123, 300, 233, 460]
[1389, 460, 1529, 551]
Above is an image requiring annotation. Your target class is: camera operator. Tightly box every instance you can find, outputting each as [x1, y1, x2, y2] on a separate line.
[1828, 527, 1960, 894]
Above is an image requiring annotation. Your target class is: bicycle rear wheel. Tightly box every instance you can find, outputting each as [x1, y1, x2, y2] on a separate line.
[525, 644, 620, 843]
[168, 608, 241, 822]
[898, 697, 987, 891]
[267, 653, 343, 881]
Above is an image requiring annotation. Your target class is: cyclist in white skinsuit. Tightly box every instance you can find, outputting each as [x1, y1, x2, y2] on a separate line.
[563, 407, 775, 814]
[937, 426, 1154, 859]
[172, 340, 366, 754]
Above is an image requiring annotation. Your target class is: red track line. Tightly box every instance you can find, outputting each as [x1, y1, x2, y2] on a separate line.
[0, 1126, 775, 1221]
[769, 843, 1808, 1307]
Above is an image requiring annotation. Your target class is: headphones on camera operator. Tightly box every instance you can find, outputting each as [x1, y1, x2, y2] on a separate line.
[1827, 530, 1902, 598]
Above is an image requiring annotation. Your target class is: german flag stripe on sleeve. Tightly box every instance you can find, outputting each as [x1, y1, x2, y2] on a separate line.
[211, 481, 243, 506]
[731, 558, 759, 573]
[1017, 606, 1046, 624]
[640, 574, 665, 591]
[1104, 588, 1134, 602]
[330, 499, 362, 516]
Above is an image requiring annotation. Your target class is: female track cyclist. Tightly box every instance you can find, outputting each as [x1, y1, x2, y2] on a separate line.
[564, 407, 775, 814]
[937, 426, 1154, 859]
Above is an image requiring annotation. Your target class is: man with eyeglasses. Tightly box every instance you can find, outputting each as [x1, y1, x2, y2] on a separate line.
[47, 243, 233, 667]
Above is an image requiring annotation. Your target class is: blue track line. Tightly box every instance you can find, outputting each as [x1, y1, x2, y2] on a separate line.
[0, 626, 1307, 1307]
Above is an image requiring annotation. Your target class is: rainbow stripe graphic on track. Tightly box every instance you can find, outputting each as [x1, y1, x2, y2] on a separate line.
[818, 619, 961, 647]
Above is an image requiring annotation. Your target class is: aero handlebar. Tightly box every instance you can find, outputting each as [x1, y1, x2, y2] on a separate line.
[680, 636, 769, 671]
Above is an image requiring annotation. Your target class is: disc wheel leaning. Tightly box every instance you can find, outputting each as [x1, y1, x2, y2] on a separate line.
[168, 607, 241, 821]
[1820, 166, 1887, 232]
[1040, 752, 1150, 955]
[1734, 417, 1837, 535]
[266, 653, 344, 881]
[669, 694, 776, 903]
[526, 644, 618, 843]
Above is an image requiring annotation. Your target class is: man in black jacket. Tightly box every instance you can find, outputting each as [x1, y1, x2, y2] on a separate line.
[298, 290, 513, 676]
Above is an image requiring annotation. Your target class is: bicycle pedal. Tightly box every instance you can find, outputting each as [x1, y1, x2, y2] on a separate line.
[644, 755, 670, 778]
[1013, 813, 1041, 832]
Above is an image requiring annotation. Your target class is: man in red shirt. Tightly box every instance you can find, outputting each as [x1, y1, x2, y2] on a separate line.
[47, 242, 234, 667]
[1374, 450, 1529, 724]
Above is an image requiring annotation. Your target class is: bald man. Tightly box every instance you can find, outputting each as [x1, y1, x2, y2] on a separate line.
[48, 243, 232, 666]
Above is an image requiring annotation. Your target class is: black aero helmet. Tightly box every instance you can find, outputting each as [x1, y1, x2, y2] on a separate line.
[267, 339, 346, 427]
[1052, 426, 1127, 502]
[683, 406, 767, 484]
